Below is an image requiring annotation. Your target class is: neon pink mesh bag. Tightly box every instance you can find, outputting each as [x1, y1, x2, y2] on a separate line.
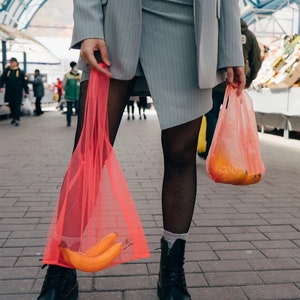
[43, 65, 150, 271]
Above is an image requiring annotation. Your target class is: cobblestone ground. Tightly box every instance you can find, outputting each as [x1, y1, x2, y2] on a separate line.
[1, 107, 300, 300]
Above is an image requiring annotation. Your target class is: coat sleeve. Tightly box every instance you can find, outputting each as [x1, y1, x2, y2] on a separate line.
[0, 69, 8, 88]
[21, 71, 29, 94]
[217, 0, 244, 69]
[71, 0, 106, 49]
[246, 31, 262, 83]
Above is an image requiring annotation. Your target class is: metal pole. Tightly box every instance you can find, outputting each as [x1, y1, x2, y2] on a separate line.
[2, 40, 7, 71]
[23, 51, 27, 73]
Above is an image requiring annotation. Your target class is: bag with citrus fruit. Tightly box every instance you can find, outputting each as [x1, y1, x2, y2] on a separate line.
[206, 85, 265, 185]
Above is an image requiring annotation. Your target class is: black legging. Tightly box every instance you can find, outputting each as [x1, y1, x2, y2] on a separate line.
[9, 98, 22, 121]
[35, 97, 43, 115]
[74, 78, 201, 234]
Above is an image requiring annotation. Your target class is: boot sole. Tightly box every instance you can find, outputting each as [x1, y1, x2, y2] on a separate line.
[157, 283, 163, 299]
[157, 282, 192, 300]
[66, 282, 79, 300]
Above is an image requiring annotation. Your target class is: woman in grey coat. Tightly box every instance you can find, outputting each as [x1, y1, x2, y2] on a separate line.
[38, 1, 246, 299]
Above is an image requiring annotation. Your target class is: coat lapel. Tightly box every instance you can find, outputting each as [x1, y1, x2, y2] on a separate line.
[194, 0, 223, 88]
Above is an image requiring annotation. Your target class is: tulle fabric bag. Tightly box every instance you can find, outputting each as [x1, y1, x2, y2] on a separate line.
[206, 85, 265, 185]
[43, 65, 150, 271]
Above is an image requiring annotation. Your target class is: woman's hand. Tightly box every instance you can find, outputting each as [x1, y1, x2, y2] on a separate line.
[226, 66, 246, 96]
[80, 38, 112, 77]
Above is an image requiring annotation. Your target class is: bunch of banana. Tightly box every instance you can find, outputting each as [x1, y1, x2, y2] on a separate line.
[238, 172, 262, 185]
[60, 232, 123, 272]
[207, 149, 263, 185]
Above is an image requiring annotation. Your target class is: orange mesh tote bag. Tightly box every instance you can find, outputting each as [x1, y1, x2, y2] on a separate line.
[43, 65, 150, 272]
[206, 85, 265, 185]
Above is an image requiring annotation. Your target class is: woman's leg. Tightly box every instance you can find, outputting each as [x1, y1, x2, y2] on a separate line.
[74, 78, 136, 150]
[108, 79, 136, 143]
[126, 101, 131, 120]
[131, 101, 135, 119]
[35, 97, 42, 115]
[9, 99, 16, 122]
[66, 101, 73, 126]
[14, 98, 22, 124]
[161, 117, 202, 233]
[158, 117, 201, 300]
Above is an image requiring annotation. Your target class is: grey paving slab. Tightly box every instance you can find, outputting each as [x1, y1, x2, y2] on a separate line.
[1, 105, 300, 299]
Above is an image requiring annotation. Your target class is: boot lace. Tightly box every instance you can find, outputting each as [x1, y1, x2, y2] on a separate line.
[167, 254, 187, 288]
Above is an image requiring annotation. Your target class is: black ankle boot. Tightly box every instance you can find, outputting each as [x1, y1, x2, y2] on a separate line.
[157, 238, 191, 300]
[37, 265, 78, 300]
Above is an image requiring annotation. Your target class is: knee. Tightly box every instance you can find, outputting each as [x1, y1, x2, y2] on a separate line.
[163, 141, 196, 169]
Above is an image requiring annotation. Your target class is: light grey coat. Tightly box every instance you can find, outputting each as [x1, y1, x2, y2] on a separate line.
[71, 0, 244, 89]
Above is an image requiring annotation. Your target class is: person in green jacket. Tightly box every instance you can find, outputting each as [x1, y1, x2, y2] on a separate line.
[63, 61, 81, 127]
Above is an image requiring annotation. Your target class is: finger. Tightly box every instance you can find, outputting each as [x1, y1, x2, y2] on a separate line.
[226, 67, 246, 95]
[98, 42, 111, 67]
[236, 68, 246, 96]
[86, 54, 110, 75]
[81, 46, 111, 77]
[82, 39, 111, 77]
[226, 68, 234, 84]
[95, 63, 112, 77]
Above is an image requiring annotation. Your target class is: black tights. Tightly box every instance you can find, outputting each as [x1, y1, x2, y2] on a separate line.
[74, 79, 202, 234]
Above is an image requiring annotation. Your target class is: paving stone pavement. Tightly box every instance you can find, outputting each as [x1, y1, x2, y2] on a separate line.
[1, 107, 300, 300]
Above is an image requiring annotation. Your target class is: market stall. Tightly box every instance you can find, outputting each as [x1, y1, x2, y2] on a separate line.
[250, 34, 300, 138]
[249, 88, 300, 138]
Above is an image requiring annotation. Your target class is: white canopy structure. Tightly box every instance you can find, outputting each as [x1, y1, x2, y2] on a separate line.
[1, 0, 300, 70]
[240, 0, 300, 38]
[0, 0, 60, 69]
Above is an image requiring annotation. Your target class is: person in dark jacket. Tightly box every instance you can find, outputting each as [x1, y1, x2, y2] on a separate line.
[198, 19, 262, 159]
[29, 69, 45, 116]
[0, 57, 29, 126]
[241, 18, 262, 89]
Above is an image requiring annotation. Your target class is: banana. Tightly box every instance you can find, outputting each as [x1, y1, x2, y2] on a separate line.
[238, 173, 262, 185]
[60, 242, 123, 272]
[84, 232, 118, 257]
